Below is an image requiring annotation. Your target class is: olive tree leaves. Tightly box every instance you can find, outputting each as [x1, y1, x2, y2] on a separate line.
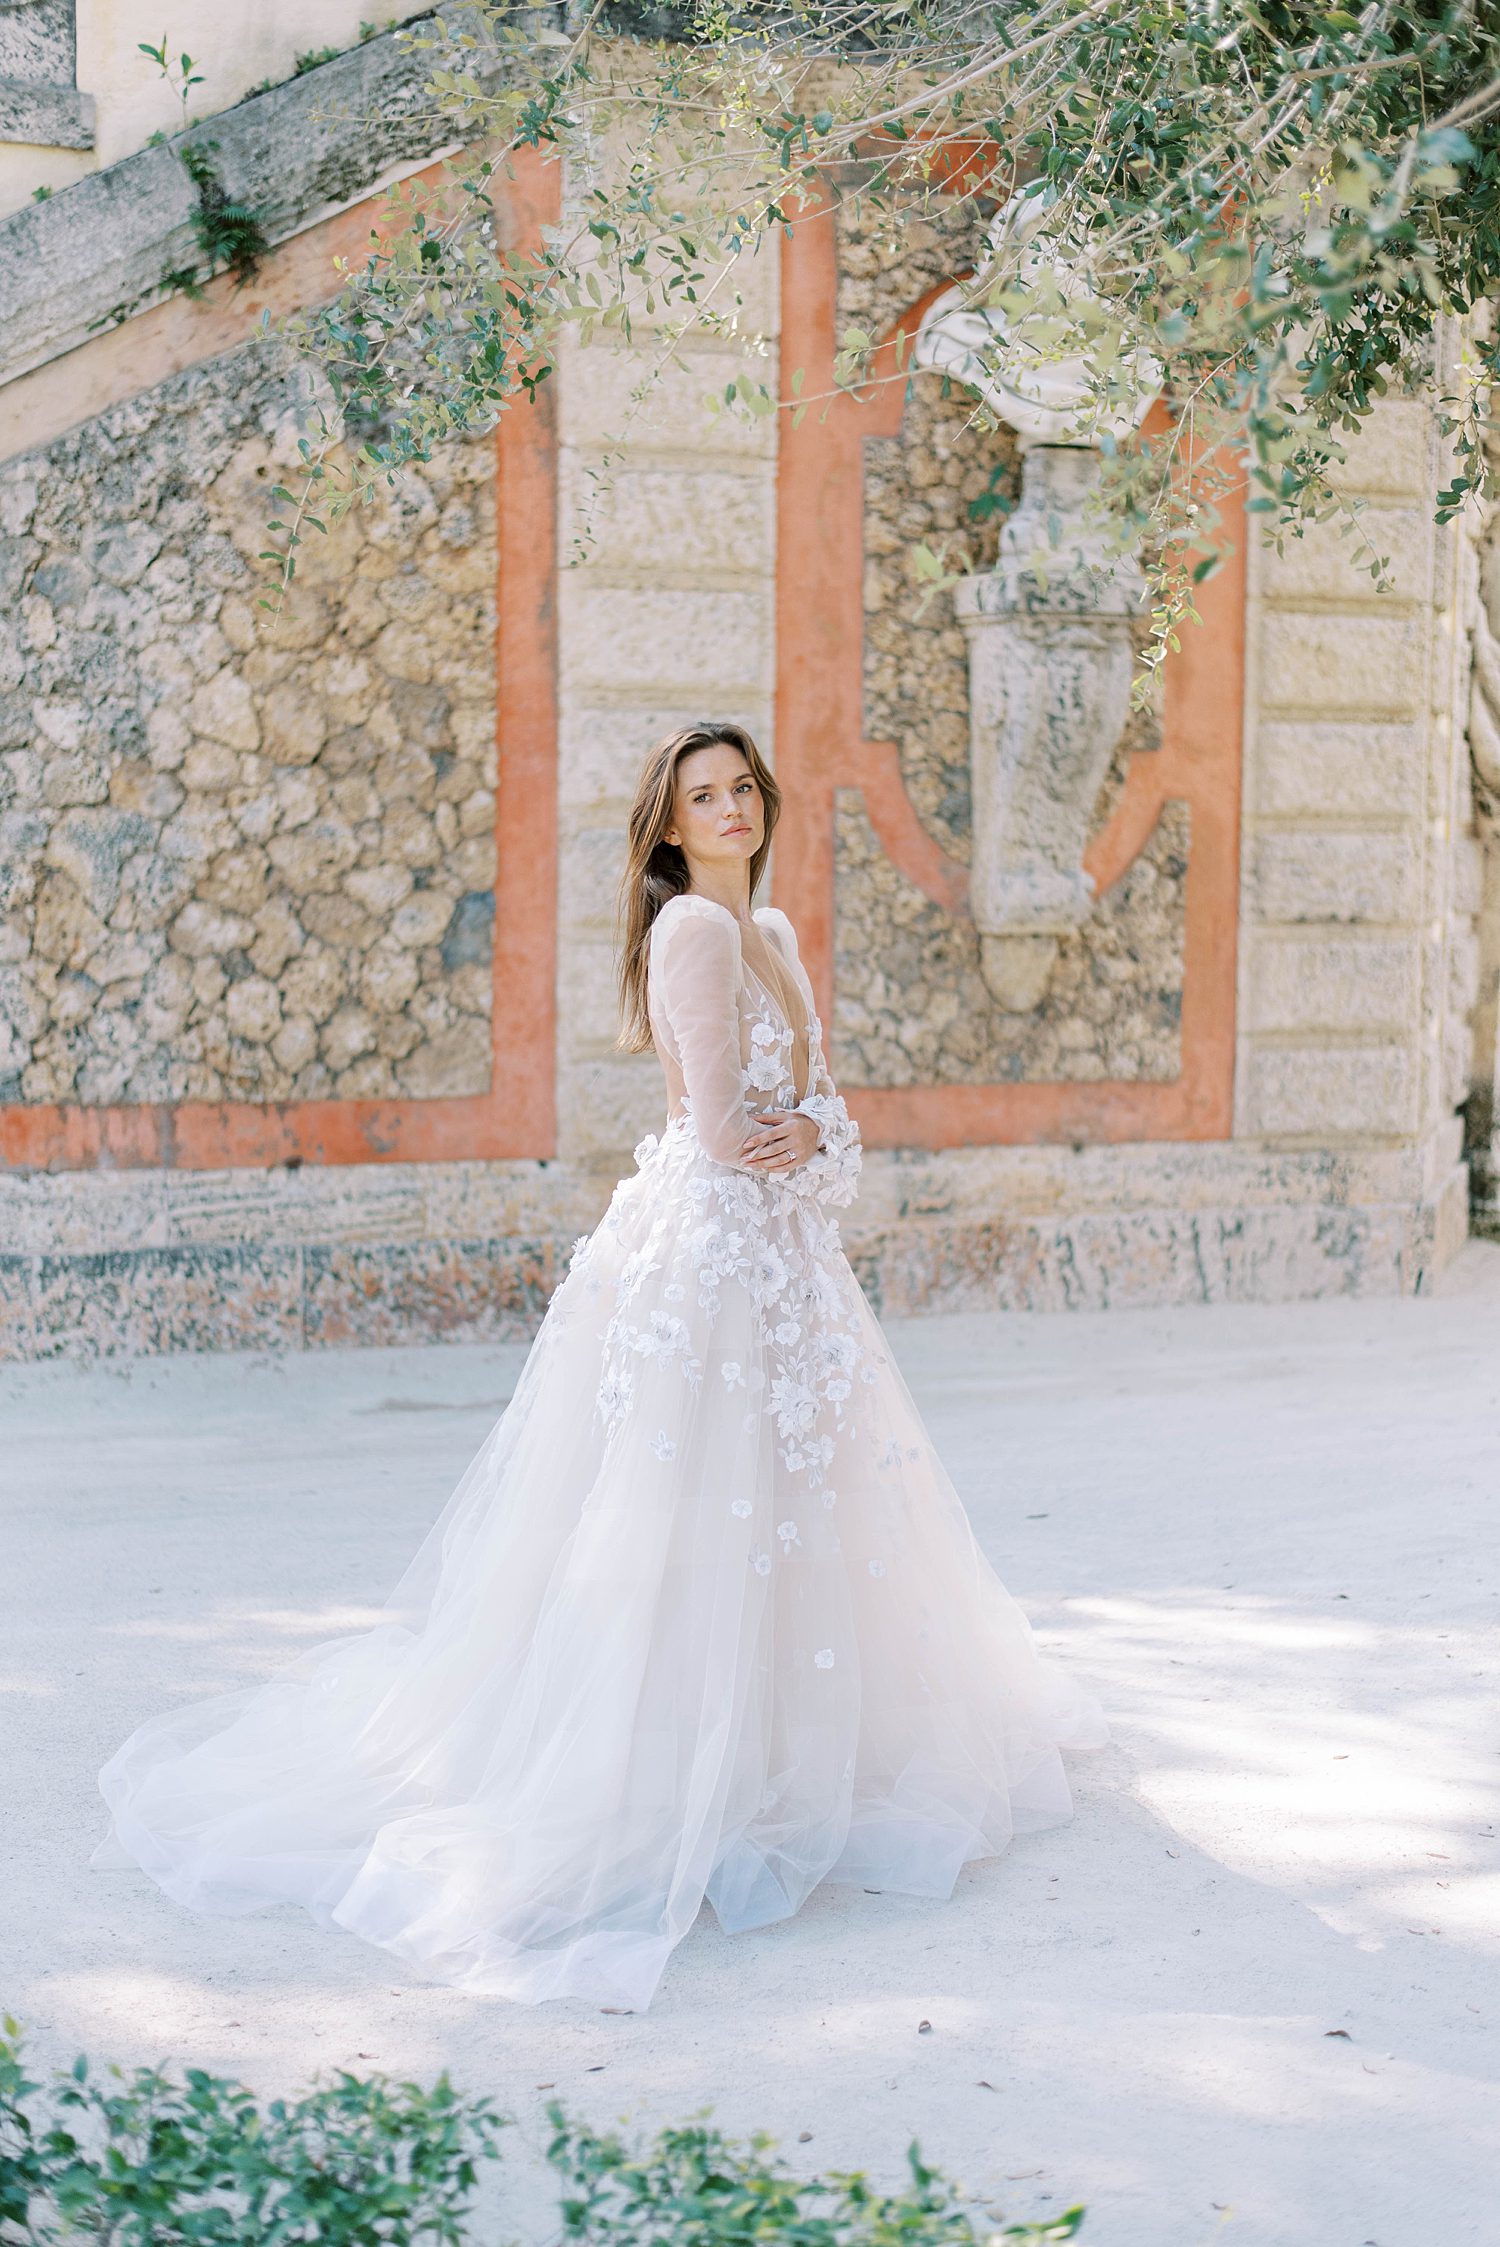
[264, 0, 1500, 677]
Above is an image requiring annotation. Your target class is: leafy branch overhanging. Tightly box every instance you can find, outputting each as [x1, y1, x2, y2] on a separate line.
[265, 0, 1500, 686]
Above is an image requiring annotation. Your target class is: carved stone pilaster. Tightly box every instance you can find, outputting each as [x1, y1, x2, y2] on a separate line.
[954, 446, 1145, 1010]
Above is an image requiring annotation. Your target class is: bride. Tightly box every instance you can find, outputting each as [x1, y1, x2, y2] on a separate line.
[96, 721, 1106, 2011]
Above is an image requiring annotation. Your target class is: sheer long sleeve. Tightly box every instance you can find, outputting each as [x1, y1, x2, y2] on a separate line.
[651, 898, 757, 1167]
[754, 908, 863, 1209]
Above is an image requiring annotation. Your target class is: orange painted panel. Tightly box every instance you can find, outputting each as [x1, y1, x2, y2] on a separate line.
[1, 148, 561, 1174]
[772, 192, 1244, 1149]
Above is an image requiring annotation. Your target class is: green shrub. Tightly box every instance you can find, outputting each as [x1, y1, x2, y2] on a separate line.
[0, 2018, 503, 2244]
[0, 2019, 1083, 2245]
[545, 2110, 1083, 2246]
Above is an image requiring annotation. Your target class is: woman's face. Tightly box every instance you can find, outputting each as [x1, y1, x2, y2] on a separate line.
[665, 742, 764, 872]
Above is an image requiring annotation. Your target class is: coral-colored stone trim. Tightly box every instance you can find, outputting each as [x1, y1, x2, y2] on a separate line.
[0, 148, 560, 1173]
[773, 192, 1244, 1148]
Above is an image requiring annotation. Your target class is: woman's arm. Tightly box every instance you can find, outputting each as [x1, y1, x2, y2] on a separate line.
[754, 908, 863, 1208]
[653, 901, 761, 1168]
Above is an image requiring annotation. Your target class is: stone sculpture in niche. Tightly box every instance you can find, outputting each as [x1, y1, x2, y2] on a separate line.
[914, 191, 1161, 1010]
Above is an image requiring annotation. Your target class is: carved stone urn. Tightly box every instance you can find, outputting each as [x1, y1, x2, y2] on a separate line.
[914, 192, 1160, 1010]
[954, 448, 1146, 1010]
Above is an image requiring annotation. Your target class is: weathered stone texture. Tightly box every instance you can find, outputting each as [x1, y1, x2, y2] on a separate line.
[0, 1137, 1461, 1359]
[1258, 611, 1428, 716]
[830, 196, 1180, 1087]
[834, 788, 1187, 1086]
[0, 341, 496, 1108]
[1241, 1045, 1417, 1141]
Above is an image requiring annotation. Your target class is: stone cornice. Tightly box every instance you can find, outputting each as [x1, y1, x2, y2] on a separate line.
[0, 4, 554, 389]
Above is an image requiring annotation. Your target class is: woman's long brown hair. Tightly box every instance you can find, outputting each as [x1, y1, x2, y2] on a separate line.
[616, 722, 782, 1053]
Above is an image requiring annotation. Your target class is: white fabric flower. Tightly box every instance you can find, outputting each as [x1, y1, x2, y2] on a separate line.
[868, 1559, 887, 1578]
[770, 1373, 817, 1434]
[731, 1499, 753, 1519]
[751, 1242, 789, 1301]
[777, 1520, 801, 1550]
[650, 1430, 676, 1461]
[596, 1368, 634, 1424]
[814, 1648, 835, 1670]
[751, 1549, 772, 1577]
[721, 1360, 745, 1388]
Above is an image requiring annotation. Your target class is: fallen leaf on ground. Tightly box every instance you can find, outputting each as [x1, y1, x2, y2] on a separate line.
[1324, 2029, 1351, 2039]
[600, 2006, 632, 2015]
[798, 2131, 813, 2142]
[976, 2080, 998, 2091]
[917, 2019, 932, 2033]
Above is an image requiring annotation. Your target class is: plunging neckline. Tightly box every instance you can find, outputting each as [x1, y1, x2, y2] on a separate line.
[739, 913, 812, 1103]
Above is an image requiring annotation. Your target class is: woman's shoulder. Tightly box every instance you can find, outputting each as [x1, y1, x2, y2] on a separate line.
[752, 904, 799, 956]
[651, 892, 743, 951]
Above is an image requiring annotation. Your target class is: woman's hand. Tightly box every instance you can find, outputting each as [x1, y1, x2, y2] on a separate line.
[740, 1110, 821, 1175]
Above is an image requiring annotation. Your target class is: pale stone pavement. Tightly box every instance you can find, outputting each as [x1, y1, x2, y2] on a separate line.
[4, 1244, 1498, 2247]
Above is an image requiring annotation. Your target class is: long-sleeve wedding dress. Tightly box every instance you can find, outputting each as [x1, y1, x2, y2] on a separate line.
[96, 895, 1105, 2009]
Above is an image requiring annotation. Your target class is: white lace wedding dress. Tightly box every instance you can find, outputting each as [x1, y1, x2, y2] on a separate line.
[96, 896, 1105, 2009]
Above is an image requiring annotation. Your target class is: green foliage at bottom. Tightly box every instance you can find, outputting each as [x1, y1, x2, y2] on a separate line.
[0, 2017, 1083, 2246]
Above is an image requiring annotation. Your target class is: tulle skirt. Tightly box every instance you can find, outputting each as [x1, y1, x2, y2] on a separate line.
[96, 1118, 1106, 2009]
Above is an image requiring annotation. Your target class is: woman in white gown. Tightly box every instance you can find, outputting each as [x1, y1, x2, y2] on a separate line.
[96, 722, 1105, 2011]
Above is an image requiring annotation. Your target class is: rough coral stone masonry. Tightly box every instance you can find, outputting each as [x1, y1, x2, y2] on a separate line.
[831, 198, 1185, 1089]
[0, 342, 496, 1110]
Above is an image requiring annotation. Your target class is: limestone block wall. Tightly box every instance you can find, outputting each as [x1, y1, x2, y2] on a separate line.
[549, 228, 782, 1182]
[0, 77, 1490, 1359]
[1234, 362, 1480, 1271]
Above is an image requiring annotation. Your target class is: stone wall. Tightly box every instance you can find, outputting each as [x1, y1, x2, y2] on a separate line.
[830, 194, 1183, 1088]
[0, 74, 1488, 1360]
[0, 341, 496, 1109]
[1234, 363, 1479, 1271]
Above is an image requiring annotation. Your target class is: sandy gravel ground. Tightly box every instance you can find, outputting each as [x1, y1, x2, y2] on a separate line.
[4, 1242, 1498, 2247]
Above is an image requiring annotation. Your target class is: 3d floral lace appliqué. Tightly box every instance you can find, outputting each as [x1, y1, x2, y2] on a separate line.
[591, 990, 869, 1502]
